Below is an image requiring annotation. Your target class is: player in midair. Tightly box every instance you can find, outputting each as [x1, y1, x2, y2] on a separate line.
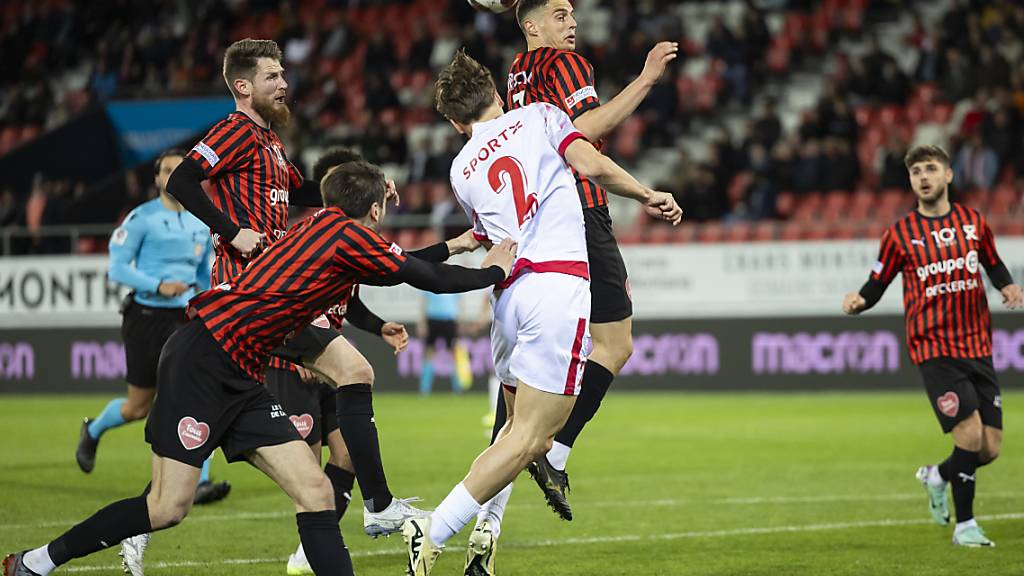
[75, 149, 230, 506]
[503, 0, 681, 520]
[2, 160, 516, 576]
[843, 145, 1022, 547]
[401, 49, 679, 576]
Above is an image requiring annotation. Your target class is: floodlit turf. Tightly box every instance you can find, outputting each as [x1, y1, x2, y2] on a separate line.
[1, 392, 1022, 575]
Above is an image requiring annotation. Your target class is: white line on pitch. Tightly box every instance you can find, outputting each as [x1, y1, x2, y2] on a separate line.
[7, 491, 1024, 531]
[58, 512, 1024, 573]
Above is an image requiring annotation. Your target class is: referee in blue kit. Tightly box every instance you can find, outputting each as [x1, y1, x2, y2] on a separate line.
[75, 149, 229, 505]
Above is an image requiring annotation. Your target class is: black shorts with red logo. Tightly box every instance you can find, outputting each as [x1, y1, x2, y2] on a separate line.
[918, 356, 1002, 434]
[145, 319, 302, 468]
[265, 367, 339, 446]
[584, 205, 632, 324]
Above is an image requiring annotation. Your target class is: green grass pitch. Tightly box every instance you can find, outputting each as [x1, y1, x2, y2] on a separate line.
[1, 392, 1022, 575]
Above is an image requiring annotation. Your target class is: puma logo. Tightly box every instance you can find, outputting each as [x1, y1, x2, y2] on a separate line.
[958, 472, 976, 483]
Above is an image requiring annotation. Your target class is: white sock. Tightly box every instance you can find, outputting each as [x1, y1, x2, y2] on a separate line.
[546, 441, 571, 471]
[476, 483, 513, 539]
[429, 482, 482, 546]
[926, 465, 945, 487]
[955, 518, 978, 532]
[23, 545, 57, 576]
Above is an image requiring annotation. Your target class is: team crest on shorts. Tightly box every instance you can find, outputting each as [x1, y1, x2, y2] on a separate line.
[936, 392, 960, 418]
[177, 416, 210, 450]
[290, 414, 314, 439]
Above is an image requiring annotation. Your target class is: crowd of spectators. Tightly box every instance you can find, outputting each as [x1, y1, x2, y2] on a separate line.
[2, 0, 1023, 251]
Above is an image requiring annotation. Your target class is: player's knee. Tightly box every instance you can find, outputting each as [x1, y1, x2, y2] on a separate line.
[148, 498, 191, 529]
[292, 472, 335, 512]
[122, 402, 151, 422]
[980, 446, 1000, 464]
[331, 360, 374, 387]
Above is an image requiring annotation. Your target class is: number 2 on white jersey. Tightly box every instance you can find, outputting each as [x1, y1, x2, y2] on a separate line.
[488, 156, 538, 228]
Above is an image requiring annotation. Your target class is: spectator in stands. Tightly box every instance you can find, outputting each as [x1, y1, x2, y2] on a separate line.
[793, 138, 823, 194]
[954, 132, 1000, 191]
[983, 106, 1018, 168]
[752, 96, 783, 149]
[0, 188, 21, 228]
[877, 60, 911, 105]
[976, 45, 1012, 92]
[879, 133, 911, 191]
[678, 163, 726, 222]
[820, 137, 859, 192]
[941, 47, 978, 102]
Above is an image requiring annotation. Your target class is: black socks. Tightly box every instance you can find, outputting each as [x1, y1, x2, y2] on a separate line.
[324, 462, 356, 521]
[553, 361, 614, 448]
[47, 494, 152, 565]
[938, 446, 979, 523]
[335, 384, 392, 513]
[296, 510, 354, 576]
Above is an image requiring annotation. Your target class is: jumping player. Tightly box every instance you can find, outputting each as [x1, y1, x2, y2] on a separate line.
[2, 160, 516, 576]
[401, 50, 678, 576]
[75, 149, 230, 506]
[504, 0, 681, 519]
[843, 145, 1022, 547]
[164, 39, 428, 542]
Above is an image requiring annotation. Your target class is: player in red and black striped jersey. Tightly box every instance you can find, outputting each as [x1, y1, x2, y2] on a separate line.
[2, 161, 516, 576]
[500, 0, 682, 520]
[843, 145, 1022, 547]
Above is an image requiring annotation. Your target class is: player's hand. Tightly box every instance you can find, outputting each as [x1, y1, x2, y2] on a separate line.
[482, 238, 517, 278]
[295, 365, 322, 383]
[381, 322, 409, 355]
[448, 228, 482, 255]
[640, 41, 680, 86]
[157, 280, 190, 297]
[385, 179, 400, 207]
[842, 292, 867, 315]
[231, 228, 266, 258]
[1002, 284, 1024, 310]
[644, 191, 683, 225]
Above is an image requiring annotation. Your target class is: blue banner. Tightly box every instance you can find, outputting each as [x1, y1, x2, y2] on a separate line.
[105, 98, 234, 167]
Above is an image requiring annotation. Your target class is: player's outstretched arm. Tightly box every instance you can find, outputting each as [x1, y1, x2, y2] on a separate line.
[563, 139, 682, 225]
[572, 42, 678, 141]
[404, 228, 481, 264]
[166, 159, 265, 257]
[379, 239, 515, 294]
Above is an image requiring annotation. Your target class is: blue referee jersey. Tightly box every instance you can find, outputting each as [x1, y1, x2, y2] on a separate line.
[108, 198, 213, 308]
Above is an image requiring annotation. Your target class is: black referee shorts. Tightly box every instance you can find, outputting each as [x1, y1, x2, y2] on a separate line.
[121, 296, 186, 389]
[426, 319, 458, 350]
[265, 367, 339, 446]
[145, 319, 302, 468]
[584, 205, 632, 324]
[918, 356, 1002, 434]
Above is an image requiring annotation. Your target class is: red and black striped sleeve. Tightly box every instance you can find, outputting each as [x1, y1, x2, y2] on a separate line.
[187, 118, 256, 179]
[547, 52, 600, 120]
[332, 223, 408, 279]
[977, 214, 1014, 289]
[859, 227, 905, 308]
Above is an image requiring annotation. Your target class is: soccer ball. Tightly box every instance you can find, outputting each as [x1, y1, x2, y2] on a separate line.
[467, 0, 519, 14]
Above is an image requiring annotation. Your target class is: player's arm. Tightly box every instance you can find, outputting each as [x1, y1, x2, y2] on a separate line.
[844, 230, 903, 315]
[406, 228, 481, 263]
[166, 159, 254, 246]
[346, 291, 385, 335]
[978, 217, 1023, 309]
[563, 138, 682, 224]
[365, 239, 515, 293]
[107, 212, 165, 295]
[566, 42, 678, 141]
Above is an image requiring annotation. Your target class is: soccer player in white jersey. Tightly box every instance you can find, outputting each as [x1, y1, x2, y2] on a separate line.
[401, 50, 680, 576]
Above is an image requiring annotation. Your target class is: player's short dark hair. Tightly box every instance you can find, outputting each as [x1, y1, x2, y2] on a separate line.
[435, 49, 496, 125]
[904, 145, 950, 169]
[313, 148, 365, 184]
[320, 160, 387, 218]
[223, 38, 283, 98]
[153, 148, 186, 172]
[516, 0, 549, 28]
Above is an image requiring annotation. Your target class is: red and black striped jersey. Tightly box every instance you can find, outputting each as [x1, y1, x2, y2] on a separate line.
[507, 47, 607, 208]
[324, 284, 358, 329]
[869, 203, 1004, 364]
[186, 111, 303, 286]
[189, 207, 406, 384]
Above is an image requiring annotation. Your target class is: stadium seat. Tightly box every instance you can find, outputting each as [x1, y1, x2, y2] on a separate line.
[774, 190, 796, 219]
[779, 221, 803, 241]
[723, 221, 751, 243]
[696, 222, 725, 243]
[791, 192, 822, 222]
[821, 190, 850, 221]
[752, 221, 777, 242]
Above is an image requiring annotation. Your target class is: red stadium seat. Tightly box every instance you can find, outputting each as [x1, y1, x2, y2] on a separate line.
[697, 222, 725, 243]
[673, 223, 697, 243]
[752, 221, 777, 242]
[821, 190, 850, 221]
[723, 221, 751, 243]
[779, 221, 803, 241]
[791, 192, 822, 222]
[644, 225, 673, 244]
[848, 188, 875, 220]
[775, 190, 796, 219]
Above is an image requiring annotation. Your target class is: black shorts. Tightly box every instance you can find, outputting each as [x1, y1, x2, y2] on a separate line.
[121, 297, 186, 389]
[271, 324, 344, 364]
[265, 367, 338, 446]
[145, 319, 302, 467]
[426, 319, 457, 349]
[584, 205, 632, 324]
[918, 356, 1002, 434]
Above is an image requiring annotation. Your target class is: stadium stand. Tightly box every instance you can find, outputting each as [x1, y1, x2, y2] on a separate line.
[1, 0, 1022, 254]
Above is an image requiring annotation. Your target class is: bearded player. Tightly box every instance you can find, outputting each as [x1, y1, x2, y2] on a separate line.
[843, 145, 1022, 547]
[502, 0, 681, 520]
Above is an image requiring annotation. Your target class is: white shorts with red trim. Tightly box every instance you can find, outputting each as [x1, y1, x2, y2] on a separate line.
[490, 272, 590, 396]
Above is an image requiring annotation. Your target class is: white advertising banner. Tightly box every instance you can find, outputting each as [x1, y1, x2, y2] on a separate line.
[2, 238, 1022, 327]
